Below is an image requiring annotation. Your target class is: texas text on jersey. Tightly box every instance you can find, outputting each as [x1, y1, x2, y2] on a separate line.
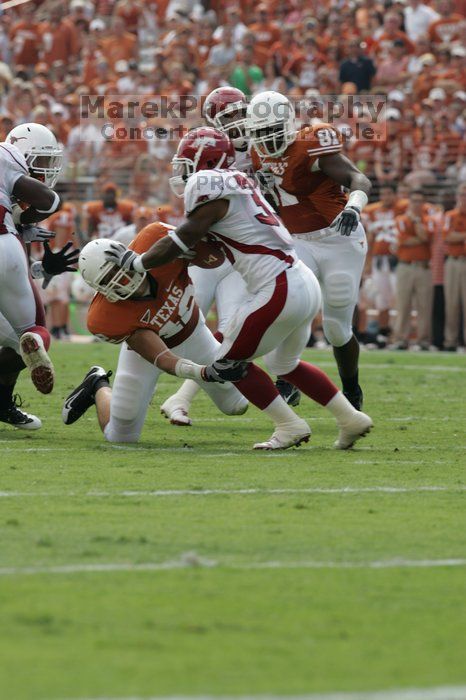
[184, 168, 297, 294]
[251, 124, 347, 234]
[87, 222, 198, 345]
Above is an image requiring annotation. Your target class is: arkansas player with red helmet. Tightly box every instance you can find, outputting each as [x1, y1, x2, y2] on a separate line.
[247, 91, 372, 411]
[105, 127, 373, 450]
[161, 87, 300, 427]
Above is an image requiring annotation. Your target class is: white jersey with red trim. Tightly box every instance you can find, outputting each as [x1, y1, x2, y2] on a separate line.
[0, 142, 29, 235]
[184, 168, 297, 294]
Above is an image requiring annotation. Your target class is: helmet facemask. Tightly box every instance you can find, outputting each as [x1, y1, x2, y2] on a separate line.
[26, 149, 63, 188]
[169, 140, 230, 197]
[210, 102, 248, 150]
[92, 261, 146, 303]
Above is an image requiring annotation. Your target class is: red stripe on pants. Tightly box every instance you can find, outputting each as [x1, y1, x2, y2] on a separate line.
[224, 271, 288, 360]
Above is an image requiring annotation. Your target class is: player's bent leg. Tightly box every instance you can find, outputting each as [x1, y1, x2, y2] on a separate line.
[104, 343, 160, 443]
[62, 366, 113, 425]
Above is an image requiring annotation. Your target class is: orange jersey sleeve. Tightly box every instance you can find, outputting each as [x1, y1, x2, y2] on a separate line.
[253, 124, 347, 234]
[87, 223, 196, 344]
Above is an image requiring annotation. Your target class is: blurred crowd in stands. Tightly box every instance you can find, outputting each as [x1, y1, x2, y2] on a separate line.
[0, 0, 465, 349]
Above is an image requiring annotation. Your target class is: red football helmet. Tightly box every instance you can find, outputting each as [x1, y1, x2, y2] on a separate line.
[203, 87, 248, 149]
[170, 126, 236, 197]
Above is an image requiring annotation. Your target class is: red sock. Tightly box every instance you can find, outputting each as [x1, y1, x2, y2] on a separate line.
[26, 325, 51, 351]
[236, 363, 279, 410]
[281, 361, 338, 406]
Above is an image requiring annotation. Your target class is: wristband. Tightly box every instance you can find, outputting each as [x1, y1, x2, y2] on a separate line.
[132, 255, 146, 273]
[30, 261, 44, 279]
[36, 191, 60, 214]
[167, 230, 191, 254]
[346, 190, 368, 212]
[174, 359, 204, 380]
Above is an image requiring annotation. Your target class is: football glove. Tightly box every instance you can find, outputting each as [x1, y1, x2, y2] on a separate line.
[32, 241, 80, 289]
[255, 168, 280, 210]
[202, 359, 249, 383]
[104, 241, 144, 271]
[330, 206, 361, 236]
[18, 224, 56, 243]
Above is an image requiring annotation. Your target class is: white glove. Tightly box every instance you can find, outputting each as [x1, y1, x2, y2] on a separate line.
[18, 224, 56, 243]
[104, 241, 145, 272]
[11, 203, 24, 226]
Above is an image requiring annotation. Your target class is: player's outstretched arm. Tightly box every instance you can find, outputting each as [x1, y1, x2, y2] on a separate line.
[126, 329, 247, 383]
[319, 153, 371, 236]
[12, 175, 61, 225]
[104, 200, 228, 272]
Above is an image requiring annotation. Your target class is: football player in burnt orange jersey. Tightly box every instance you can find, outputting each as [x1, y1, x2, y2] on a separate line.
[62, 221, 249, 443]
[247, 91, 372, 410]
[84, 182, 136, 240]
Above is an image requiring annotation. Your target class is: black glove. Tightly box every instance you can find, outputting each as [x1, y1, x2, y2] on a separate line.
[41, 241, 80, 289]
[202, 359, 249, 383]
[330, 206, 361, 236]
[255, 168, 280, 210]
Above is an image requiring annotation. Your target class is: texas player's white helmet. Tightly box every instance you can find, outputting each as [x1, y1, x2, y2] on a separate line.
[5, 123, 63, 187]
[246, 91, 296, 157]
[79, 239, 146, 303]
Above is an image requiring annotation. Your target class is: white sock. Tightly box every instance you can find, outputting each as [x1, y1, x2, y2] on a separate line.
[263, 395, 304, 428]
[170, 379, 200, 408]
[325, 391, 358, 423]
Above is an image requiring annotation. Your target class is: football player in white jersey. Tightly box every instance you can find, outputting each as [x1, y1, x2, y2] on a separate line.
[161, 87, 300, 428]
[106, 128, 373, 450]
[0, 123, 78, 430]
[247, 91, 372, 411]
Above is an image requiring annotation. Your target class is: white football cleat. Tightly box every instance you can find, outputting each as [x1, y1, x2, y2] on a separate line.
[160, 396, 192, 426]
[19, 332, 54, 394]
[0, 395, 41, 430]
[253, 419, 311, 450]
[334, 411, 373, 450]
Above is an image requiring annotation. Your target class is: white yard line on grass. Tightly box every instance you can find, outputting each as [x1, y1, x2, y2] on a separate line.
[65, 687, 466, 700]
[0, 485, 464, 498]
[1, 557, 466, 577]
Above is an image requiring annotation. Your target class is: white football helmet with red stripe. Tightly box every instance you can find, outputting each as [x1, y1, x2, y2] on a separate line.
[170, 127, 236, 197]
[6, 123, 63, 187]
[203, 87, 248, 149]
[246, 91, 296, 158]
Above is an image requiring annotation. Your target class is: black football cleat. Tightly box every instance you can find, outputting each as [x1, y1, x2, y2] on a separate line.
[0, 394, 41, 430]
[62, 366, 112, 425]
[343, 385, 364, 411]
[275, 379, 301, 407]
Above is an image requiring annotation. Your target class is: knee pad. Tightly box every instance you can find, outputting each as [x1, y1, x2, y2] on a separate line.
[324, 272, 356, 308]
[323, 317, 352, 347]
[111, 372, 146, 422]
[264, 350, 299, 377]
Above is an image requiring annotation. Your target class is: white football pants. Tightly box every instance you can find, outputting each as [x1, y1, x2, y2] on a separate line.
[293, 223, 367, 347]
[104, 318, 248, 442]
[0, 233, 42, 347]
[219, 261, 322, 376]
[189, 260, 249, 335]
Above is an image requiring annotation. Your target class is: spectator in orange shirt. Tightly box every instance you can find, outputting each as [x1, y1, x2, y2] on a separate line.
[429, 0, 464, 44]
[374, 110, 404, 185]
[247, 5, 280, 51]
[443, 182, 466, 350]
[9, 4, 41, 69]
[393, 189, 434, 349]
[115, 0, 141, 34]
[39, 6, 80, 68]
[372, 13, 416, 59]
[100, 16, 137, 69]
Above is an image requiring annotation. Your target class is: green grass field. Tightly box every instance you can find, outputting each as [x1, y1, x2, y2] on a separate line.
[1, 343, 465, 700]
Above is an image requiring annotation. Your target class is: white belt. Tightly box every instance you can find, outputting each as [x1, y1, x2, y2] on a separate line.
[293, 229, 335, 242]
